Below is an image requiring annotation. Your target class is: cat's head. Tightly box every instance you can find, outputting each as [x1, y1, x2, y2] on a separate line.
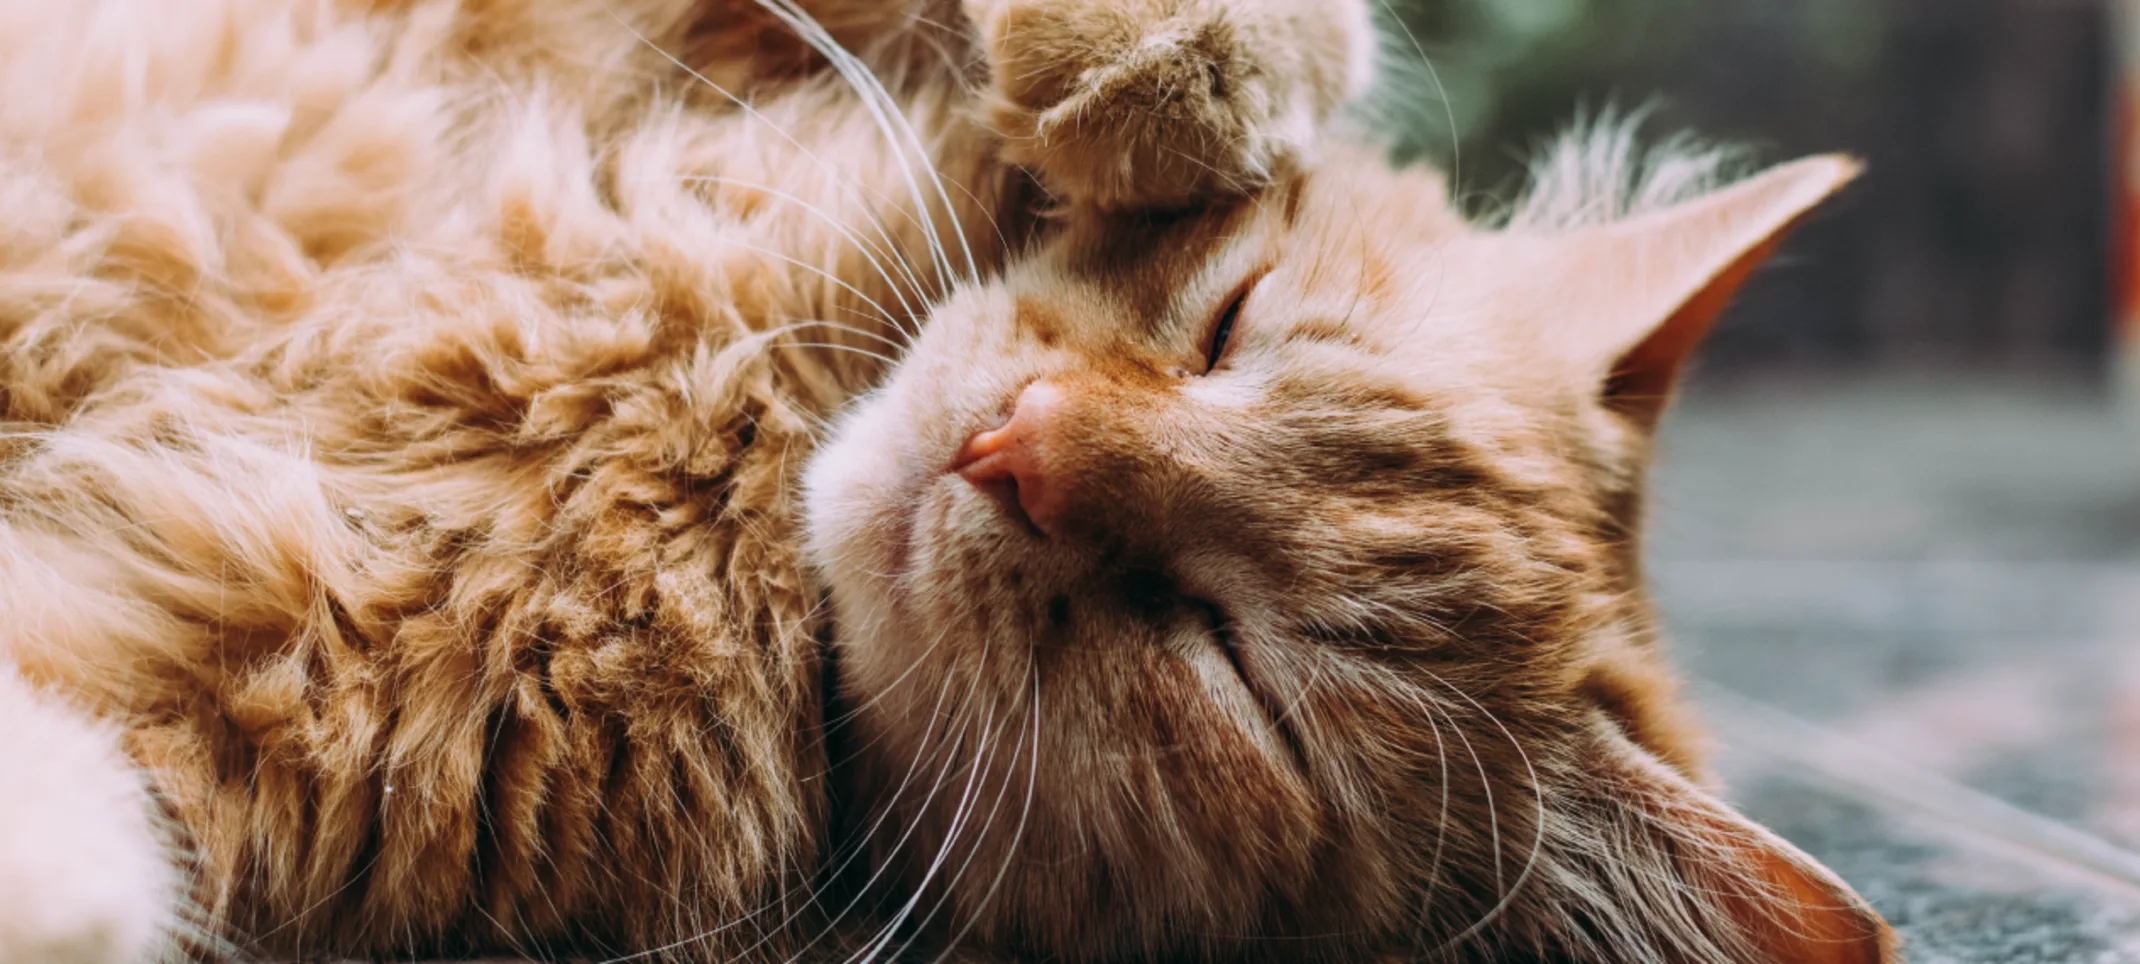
[804, 134, 1890, 962]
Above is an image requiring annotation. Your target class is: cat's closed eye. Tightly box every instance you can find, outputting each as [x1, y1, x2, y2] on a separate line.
[1172, 273, 1261, 378]
[1201, 276, 1256, 373]
[808, 133, 1888, 964]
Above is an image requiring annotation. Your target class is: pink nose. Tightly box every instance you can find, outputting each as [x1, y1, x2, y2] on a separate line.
[949, 379, 1070, 534]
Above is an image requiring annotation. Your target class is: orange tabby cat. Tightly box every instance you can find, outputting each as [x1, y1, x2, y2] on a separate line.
[0, 0, 1891, 961]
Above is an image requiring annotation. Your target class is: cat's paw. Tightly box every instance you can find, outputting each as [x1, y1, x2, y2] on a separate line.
[968, 0, 1372, 210]
[0, 673, 179, 964]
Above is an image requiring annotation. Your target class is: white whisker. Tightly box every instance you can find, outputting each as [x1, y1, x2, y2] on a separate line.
[758, 340, 902, 369]
[890, 662, 1041, 960]
[848, 656, 999, 964]
[753, 636, 972, 964]
[755, 0, 979, 286]
[927, 671, 1041, 964]
[695, 234, 915, 343]
[610, 14, 941, 324]
[1389, 678, 1456, 923]
[1422, 670, 1549, 953]
[661, 175, 931, 333]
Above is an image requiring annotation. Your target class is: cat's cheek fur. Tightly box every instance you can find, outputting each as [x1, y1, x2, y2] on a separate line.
[806, 136, 1886, 961]
[804, 392, 924, 595]
[0, 670, 180, 964]
[803, 288, 1025, 623]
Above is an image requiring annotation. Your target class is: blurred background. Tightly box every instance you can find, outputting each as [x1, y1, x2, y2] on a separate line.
[1374, 1, 2140, 960]
[1378, 0, 2109, 371]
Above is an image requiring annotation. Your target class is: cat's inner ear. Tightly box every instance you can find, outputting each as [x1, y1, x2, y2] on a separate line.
[1540, 154, 1860, 426]
[1584, 719, 1898, 964]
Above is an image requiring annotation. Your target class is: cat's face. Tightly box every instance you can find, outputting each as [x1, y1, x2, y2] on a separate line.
[805, 145, 1891, 962]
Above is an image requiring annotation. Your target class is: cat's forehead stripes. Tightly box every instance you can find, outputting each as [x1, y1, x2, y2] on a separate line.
[1030, 167, 1456, 367]
[813, 123, 1882, 962]
[1279, 174, 1309, 228]
[1051, 197, 1280, 327]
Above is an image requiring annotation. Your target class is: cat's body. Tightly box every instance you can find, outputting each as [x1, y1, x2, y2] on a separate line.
[0, 0, 1359, 958]
[0, 0, 1893, 962]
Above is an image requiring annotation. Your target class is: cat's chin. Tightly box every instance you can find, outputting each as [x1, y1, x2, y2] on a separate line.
[819, 471, 1007, 611]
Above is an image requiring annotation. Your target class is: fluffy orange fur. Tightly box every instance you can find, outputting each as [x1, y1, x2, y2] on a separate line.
[807, 143, 1893, 962]
[0, 0, 1891, 961]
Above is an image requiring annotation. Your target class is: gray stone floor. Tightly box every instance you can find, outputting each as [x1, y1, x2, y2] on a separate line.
[1651, 373, 2140, 963]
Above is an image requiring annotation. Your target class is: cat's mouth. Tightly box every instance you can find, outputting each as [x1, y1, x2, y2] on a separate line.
[881, 469, 1028, 607]
[892, 465, 1307, 777]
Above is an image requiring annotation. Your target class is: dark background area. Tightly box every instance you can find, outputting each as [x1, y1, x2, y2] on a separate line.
[1378, 0, 2111, 373]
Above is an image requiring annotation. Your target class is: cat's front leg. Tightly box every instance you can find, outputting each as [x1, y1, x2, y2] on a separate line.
[966, 0, 1374, 210]
[0, 670, 181, 964]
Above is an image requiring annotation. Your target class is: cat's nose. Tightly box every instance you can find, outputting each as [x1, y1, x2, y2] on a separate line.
[949, 379, 1070, 534]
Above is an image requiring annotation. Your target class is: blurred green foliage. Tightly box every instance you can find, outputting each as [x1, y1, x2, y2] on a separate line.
[1372, 0, 2109, 370]
[1377, 0, 1884, 194]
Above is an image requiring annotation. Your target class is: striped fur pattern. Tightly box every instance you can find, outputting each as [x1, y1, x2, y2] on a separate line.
[807, 141, 1888, 962]
[0, 0, 1883, 961]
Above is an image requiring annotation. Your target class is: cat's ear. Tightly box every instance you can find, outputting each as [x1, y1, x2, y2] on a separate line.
[1537, 155, 1860, 427]
[1575, 718, 1899, 963]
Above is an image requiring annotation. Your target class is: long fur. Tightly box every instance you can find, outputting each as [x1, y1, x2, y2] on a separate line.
[0, 0, 999, 957]
[1506, 109, 1748, 232]
[0, 0, 1884, 962]
[0, 0, 1366, 959]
